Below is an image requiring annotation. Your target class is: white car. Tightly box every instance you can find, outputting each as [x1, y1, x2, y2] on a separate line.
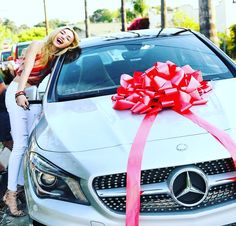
[24, 28, 236, 226]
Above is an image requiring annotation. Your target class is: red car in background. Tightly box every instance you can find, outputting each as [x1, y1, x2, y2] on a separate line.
[127, 17, 150, 30]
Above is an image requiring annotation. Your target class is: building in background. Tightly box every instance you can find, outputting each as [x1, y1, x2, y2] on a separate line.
[215, 0, 236, 32]
[149, 0, 236, 33]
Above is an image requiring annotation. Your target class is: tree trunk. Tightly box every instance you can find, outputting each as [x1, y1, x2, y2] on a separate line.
[199, 0, 219, 45]
[121, 0, 127, 31]
[161, 0, 167, 28]
[84, 0, 90, 37]
[43, 0, 49, 36]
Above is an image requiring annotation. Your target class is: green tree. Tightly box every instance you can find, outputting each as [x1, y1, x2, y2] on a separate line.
[111, 8, 135, 23]
[126, 9, 136, 22]
[0, 24, 17, 50]
[133, 0, 148, 17]
[2, 19, 17, 33]
[112, 9, 120, 21]
[226, 24, 236, 59]
[19, 24, 30, 31]
[152, 6, 161, 15]
[17, 27, 47, 42]
[173, 10, 199, 31]
[90, 9, 113, 22]
[34, 19, 70, 29]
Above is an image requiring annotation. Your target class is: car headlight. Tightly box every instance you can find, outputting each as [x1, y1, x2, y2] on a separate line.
[27, 152, 89, 205]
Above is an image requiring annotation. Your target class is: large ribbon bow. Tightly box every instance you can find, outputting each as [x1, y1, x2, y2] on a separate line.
[112, 61, 211, 113]
[111, 61, 236, 226]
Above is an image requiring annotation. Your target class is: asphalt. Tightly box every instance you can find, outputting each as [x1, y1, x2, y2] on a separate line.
[0, 170, 32, 226]
[0, 201, 32, 226]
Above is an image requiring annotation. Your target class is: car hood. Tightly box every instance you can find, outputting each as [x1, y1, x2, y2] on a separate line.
[35, 78, 236, 171]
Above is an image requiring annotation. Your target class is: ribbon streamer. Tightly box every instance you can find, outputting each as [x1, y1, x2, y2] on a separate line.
[126, 112, 158, 226]
[181, 110, 236, 166]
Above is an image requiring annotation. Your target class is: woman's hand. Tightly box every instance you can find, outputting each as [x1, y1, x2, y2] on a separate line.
[16, 95, 29, 110]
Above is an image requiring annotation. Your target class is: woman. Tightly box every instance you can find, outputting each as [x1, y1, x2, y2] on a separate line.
[3, 26, 80, 217]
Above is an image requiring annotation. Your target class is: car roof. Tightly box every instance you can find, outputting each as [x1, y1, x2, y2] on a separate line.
[79, 28, 194, 48]
[16, 41, 32, 46]
[1, 50, 11, 53]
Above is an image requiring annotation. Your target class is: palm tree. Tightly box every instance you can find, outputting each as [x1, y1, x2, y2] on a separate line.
[121, 0, 127, 31]
[84, 0, 90, 37]
[199, 0, 219, 45]
[161, 0, 167, 28]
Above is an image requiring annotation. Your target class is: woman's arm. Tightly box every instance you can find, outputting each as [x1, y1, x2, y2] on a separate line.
[17, 41, 41, 92]
[15, 41, 43, 109]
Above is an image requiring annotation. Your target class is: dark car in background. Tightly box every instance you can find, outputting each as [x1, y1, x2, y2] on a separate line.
[24, 28, 236, 226]
[0, 50, 11, 62]
[0, 50, 13, 82]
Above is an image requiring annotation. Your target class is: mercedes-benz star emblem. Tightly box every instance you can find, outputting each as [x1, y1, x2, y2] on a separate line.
[176, 143, 188, 151]
[169, 167, 208, 207]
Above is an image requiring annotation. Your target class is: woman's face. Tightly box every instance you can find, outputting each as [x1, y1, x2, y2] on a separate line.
[53, 29, 75, 49]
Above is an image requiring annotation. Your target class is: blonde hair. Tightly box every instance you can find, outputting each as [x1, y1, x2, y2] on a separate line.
[40, 26, 80, 65]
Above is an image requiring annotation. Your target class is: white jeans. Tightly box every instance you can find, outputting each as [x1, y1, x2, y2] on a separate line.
[5, 81, 41, 191]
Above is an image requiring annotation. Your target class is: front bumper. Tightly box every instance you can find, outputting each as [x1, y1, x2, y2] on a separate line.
[24, 164, 236, 226]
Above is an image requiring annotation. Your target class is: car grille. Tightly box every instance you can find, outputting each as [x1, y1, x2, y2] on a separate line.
[99, 182, 236, 213]
[93, 158, 236, 213]
[93, 158, 234, 190]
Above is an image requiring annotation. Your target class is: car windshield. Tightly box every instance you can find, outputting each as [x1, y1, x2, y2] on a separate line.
[17, 44, 29, 58]
[56, 34, 234, 100]
[1, 51, 11, 61]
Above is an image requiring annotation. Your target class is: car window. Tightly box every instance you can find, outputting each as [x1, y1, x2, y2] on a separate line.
[17, 44, 29, 58]
[1, 51, 11, 61]
[56, 35, 234, 99]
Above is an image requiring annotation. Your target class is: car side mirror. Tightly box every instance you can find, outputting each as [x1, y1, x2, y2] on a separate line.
[25, 75, 49, 104]
[25, 86, 43, 104]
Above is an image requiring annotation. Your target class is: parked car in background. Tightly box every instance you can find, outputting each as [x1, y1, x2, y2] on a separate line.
[0, 50, 11, 62]
[24, 28, 236, 226]
[4, 41, 31, 77]
[127, 17, 150, 30]
[9, 41, 31, 62]
[0, 50, 14, 83]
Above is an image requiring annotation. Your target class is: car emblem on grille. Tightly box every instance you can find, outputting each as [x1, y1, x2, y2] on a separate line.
[169, 167, 208, 207]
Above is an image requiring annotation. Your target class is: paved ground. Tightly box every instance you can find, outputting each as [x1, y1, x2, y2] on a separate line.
[0, 145, 32, 226]
[0, 170, 32, 225]
[0, 201, 32, 226]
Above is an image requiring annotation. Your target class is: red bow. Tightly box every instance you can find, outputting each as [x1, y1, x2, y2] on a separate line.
[112, 61, 212, 114]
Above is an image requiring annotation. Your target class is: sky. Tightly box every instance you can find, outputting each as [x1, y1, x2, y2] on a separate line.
[0, 0, 201, 27]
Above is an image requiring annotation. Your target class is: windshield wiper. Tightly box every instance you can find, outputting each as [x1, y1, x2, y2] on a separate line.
[57, 87, 117, 102]
[171, 28, 192, 36]
[156, 28, 164, 38]
[156, 27, 191, 38]
[103, 36, 120, 41]
[127, 31, 141, 37]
